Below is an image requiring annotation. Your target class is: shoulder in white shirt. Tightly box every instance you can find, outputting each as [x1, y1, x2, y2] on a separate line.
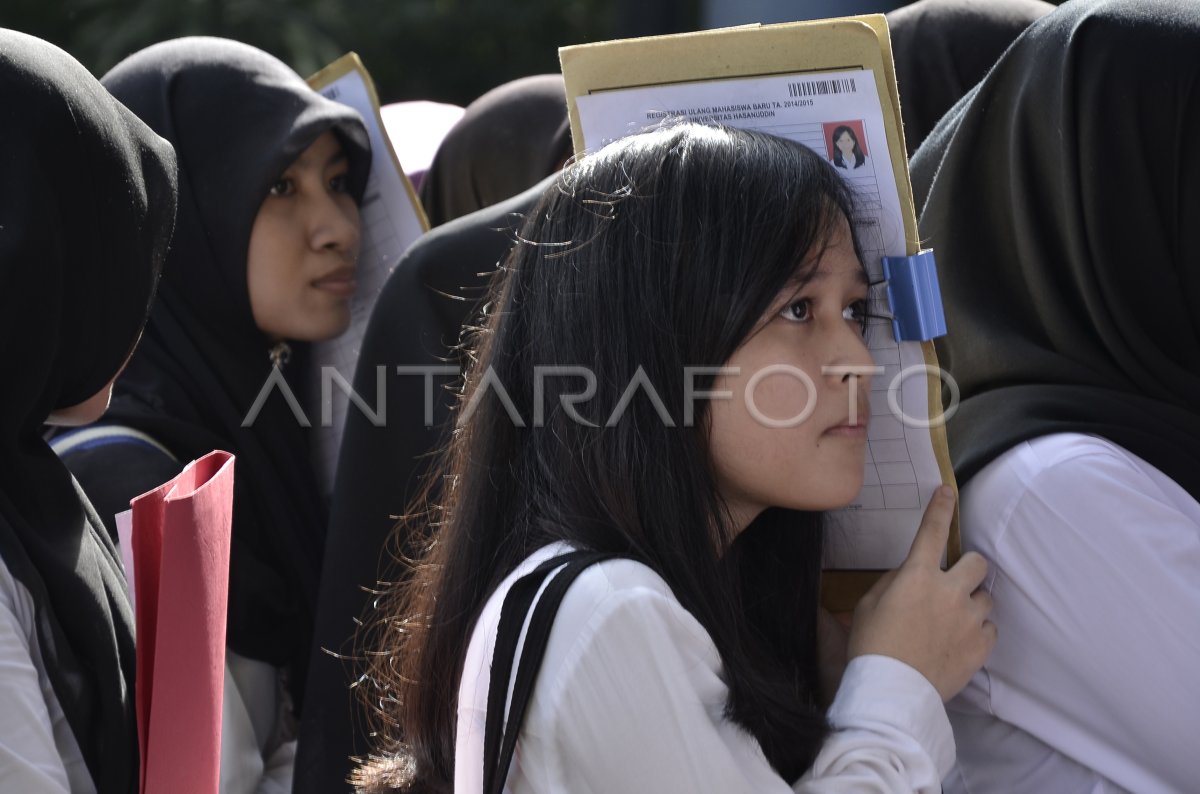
[944, 433, 1200, 794]
[456, 542, 954, 793]
[0, 559, 95, 794]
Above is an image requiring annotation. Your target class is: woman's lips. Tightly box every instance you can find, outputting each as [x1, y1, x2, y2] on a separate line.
[823, 407, 869, 438]
[823, 423, 868, 439]
[823, 395, 870, 437]
[313, 267, 356, 297]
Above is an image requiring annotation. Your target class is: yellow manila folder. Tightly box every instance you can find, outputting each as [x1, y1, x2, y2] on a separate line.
[560, 17, 958, 612]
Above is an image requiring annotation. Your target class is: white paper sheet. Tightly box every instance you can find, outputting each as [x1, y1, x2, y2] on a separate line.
[115, 507, 136, 613]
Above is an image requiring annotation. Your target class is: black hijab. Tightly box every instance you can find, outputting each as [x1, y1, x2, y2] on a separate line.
[912, 0, 1200, 498]
[887, 0, 1053, 157]
[99, 37, 371, 708]
[419, 74, 573, 227]
[0, 30, 177, 792]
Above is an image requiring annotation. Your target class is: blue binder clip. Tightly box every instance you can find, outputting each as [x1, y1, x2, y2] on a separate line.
[881, 250, 947, 342]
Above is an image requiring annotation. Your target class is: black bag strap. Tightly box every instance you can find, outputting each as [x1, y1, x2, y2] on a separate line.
[482, 549, 623, 794]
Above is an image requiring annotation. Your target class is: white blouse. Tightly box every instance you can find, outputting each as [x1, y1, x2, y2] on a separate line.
[0, 534, 293, 794]
[456, 542, 954, 793]
[943, 433, 1200, 794]
[0, 560, 94, 793]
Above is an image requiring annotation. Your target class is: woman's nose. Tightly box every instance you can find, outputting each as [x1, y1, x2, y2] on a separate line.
[310, 193, 361, 255]
[823, 323, 876, 385]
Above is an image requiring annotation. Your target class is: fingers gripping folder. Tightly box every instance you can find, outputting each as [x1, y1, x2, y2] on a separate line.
[882, 250, 947, 342]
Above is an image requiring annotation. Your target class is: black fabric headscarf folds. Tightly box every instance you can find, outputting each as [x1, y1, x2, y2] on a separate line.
[99, 37, 371, 708]
[911, 0, 1200, 498]
[0, 30, 177, 792]
[419, 74, 573, 227]
[886, 0, 1053, 157]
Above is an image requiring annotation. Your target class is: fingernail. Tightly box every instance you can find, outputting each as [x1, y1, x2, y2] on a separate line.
[937, 485, 954, 499]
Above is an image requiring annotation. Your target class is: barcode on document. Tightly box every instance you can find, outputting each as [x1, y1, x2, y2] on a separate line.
[787, 78, 857, 98]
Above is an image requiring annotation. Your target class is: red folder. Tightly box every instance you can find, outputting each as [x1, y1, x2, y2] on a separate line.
[130, 450, 235, 794]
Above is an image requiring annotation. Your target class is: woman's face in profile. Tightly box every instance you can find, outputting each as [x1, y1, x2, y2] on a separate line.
[705, 217, 873, 533]
[835, 131, 856, 158]
[246, 130, 362, 342]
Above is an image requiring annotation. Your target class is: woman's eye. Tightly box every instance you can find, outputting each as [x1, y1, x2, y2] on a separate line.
[843, 299, 869, 334]
[780, 299, 812, 323]
[329, 173, 350, 193]
[268, 178, 293, 197]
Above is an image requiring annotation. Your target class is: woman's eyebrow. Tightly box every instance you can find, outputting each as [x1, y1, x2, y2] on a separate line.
[788, 267, 869, 288]
[289, 147, 348, 171]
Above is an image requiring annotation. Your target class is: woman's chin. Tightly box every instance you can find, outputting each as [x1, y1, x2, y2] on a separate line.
[266, 312, 353, 344]
[316, 313, 353, 342]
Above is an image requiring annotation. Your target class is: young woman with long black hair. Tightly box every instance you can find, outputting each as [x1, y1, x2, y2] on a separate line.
[830, 125, 868, 171]
[357, 123, 995, 793]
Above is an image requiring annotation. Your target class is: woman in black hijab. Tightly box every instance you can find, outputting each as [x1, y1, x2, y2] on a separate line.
[419, 74, 573, 227]
[51, 36, 370, 789]
[0, 29, 176, 792]
[886, 0, 1052, 157]
[911, 1, 1200, 791]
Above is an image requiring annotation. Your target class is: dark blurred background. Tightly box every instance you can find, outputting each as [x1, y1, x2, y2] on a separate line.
[1, 0, 906, 106]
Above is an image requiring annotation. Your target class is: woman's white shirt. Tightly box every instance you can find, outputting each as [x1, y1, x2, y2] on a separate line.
[0, 559, 95, 793]
[456, 542, 954, 793]
[219, 651, 296, 794]
[0, 552, 295, 794]
[943, 433, 1200, 794]
[832, 155, 869, 173]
